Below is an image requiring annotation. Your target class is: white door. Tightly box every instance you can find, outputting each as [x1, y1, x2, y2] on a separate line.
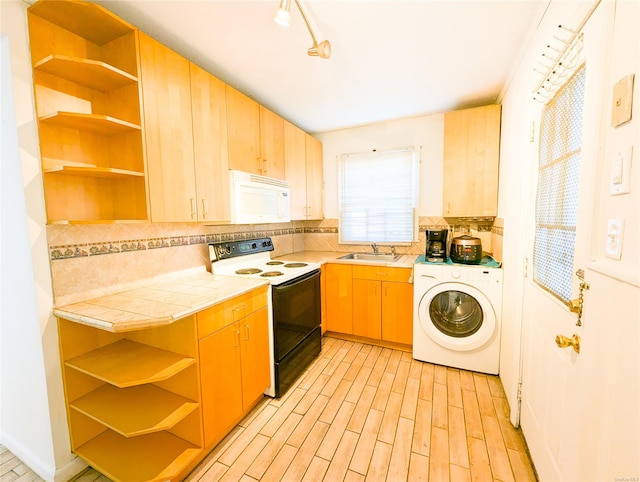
[519, 2, 612, 481]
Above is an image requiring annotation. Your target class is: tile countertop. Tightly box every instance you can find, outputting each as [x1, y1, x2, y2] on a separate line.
[53, 252, 419, 333]
[53, 267, 268, 333]
[274, 250, 419, 268]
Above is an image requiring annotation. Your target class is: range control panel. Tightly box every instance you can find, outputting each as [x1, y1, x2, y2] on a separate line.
[209, 237, 274, 262]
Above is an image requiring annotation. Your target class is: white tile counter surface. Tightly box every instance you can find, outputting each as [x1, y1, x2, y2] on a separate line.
[53, 267, 268, 333]
[53, 252, 418, 333]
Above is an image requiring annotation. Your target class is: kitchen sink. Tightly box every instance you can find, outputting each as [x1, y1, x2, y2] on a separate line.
[339, 252, 403, 262]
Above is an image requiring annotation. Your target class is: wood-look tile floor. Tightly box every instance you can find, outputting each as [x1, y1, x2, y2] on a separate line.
[1, 336, 537, 482]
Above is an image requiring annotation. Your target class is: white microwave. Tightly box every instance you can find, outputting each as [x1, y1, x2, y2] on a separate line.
[229, 170, 291, 224]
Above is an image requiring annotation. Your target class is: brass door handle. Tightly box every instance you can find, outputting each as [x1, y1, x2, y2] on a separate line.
[555, 334, 580, 354]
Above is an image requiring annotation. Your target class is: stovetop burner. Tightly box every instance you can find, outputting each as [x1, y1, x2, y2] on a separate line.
[236, 268, 262, 275]
[209, 237, 321, 286]
[284, 263, 308, 268]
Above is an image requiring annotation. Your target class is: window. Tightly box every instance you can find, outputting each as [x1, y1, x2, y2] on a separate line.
[338, 147, 419, 244]
[533, 65, 586, 303]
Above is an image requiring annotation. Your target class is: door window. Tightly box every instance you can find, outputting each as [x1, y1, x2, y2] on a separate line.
[429, 290, 483, 337]
[533, 65, 587, 303]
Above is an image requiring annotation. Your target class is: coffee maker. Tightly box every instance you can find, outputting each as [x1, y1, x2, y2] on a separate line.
[425, 229, 448, 262]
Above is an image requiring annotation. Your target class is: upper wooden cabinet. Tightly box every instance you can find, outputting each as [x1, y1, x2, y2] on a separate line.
[139, 34, 230, 223]
[443, 104, 501, 217]
[305, 133, 324, 220]
[226, 86, 285, 179]
[28, 1, 148, 223]
[259, 106, 285, 179]
[190, 63, 231, 223]
[284, 121, 324, 220]
[138, 32, 196, 223]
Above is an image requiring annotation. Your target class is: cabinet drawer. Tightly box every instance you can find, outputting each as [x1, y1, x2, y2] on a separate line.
[352, 265, 412, 283]
[197, 286, 268, 339]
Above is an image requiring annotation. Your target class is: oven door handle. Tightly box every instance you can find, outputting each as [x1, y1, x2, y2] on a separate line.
[274, 269, 321, 289]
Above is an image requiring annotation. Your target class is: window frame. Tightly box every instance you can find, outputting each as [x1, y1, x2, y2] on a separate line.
[337, 147, 420, 246]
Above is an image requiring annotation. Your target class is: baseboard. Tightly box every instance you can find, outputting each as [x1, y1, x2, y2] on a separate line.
[53, 455, 88, 482]
[0, 432, 87, 482]
[324, 332, 413, 353]
[0, 432, 55, 481]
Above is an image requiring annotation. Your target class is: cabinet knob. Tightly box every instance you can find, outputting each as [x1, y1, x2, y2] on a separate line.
[202, 199, 209, 218]
[190, 198, 196, 219]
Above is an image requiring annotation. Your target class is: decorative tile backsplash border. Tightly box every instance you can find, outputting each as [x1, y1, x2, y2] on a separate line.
[49, 222, 502, 261]
[49, 227, 306, 261]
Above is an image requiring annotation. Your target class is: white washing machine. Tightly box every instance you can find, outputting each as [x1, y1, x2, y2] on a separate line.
[413, 262, 503, 374]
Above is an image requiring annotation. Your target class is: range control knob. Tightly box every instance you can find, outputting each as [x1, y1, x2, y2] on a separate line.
[451, 270, 461, 279]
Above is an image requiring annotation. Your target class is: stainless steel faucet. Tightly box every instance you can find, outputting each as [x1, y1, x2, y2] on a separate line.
[390, 245, 396, 256]
[371, 243, 379, 254]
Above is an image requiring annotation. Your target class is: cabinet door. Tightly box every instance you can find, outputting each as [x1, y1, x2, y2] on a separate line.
[381, 281, 414, 345]
[325, 264, 353, 334]
[352, 279, 382, 339]
[443, 104, 501, 217]
[226, 85, 261, 175]
[190, 63, 230, 223]
[240, 307, 270, 410]
[305, 134, 324, 220]
[259, 106, 285, 179]
[199, 323, 242, 447]
[139, 32, 196, 222]
[284, 120, 307, 220]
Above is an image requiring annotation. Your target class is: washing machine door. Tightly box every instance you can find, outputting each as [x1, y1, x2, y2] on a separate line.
[417, 281, 497, 351]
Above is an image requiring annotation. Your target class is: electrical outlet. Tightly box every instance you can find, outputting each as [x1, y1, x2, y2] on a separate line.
[605, 218, 624, 260]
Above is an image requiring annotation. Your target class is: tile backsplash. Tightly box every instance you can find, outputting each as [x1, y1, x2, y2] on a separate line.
[48, 216, 503, 305]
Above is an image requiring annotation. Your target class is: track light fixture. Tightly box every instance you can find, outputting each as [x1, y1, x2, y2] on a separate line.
[274, 0, 331, 59]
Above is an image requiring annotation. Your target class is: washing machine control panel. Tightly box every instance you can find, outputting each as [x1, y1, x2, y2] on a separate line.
[449, 268, 496, 283]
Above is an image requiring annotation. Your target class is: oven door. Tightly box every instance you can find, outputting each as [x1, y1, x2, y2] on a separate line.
[271, 269, 321, 361]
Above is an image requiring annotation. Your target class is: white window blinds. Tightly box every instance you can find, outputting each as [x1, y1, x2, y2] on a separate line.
[338, 148, 419, 244]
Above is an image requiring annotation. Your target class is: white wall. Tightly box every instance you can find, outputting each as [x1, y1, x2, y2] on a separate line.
[0, 2, 85, 480]
[316, 113, 444, 219]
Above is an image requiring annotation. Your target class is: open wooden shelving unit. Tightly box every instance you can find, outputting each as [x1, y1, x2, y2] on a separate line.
[28, 0, 149, 224]
[57, 315, 204, 482]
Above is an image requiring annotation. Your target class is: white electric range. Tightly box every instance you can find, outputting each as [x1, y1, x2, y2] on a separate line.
[208, 237, 322, 397]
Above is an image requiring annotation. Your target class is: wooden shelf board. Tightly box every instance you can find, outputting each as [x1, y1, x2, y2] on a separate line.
[44, 166, 145, 179]
[70, 384, 198, 437]
[66, 340, 195, 388]
[28, 1, 135, 46]
[48, 219, 148, 225]
[39, 112, 141, 136]
[75, 430, 201, 482]
[34, 55, 137, 91]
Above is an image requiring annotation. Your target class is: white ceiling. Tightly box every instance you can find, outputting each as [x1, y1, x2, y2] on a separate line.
[97, 0, 546, 133]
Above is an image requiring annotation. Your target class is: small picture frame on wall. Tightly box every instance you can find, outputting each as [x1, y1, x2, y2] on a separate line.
[611, 74, 634, 127]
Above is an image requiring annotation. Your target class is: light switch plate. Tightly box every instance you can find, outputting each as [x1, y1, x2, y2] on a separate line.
[610, 145, 633, 195]
[611, 74, 634, 127]
[605, 218, 624, 260]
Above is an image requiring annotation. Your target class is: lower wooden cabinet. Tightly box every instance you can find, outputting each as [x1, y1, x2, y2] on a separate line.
[57, 316, 203, 482]
[325, 263, 353, 334]
[57, 285, 270, 481]
[197, 287, 269, 448]
[381, 281, 413, 345]
[327, 263, 413, 345]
